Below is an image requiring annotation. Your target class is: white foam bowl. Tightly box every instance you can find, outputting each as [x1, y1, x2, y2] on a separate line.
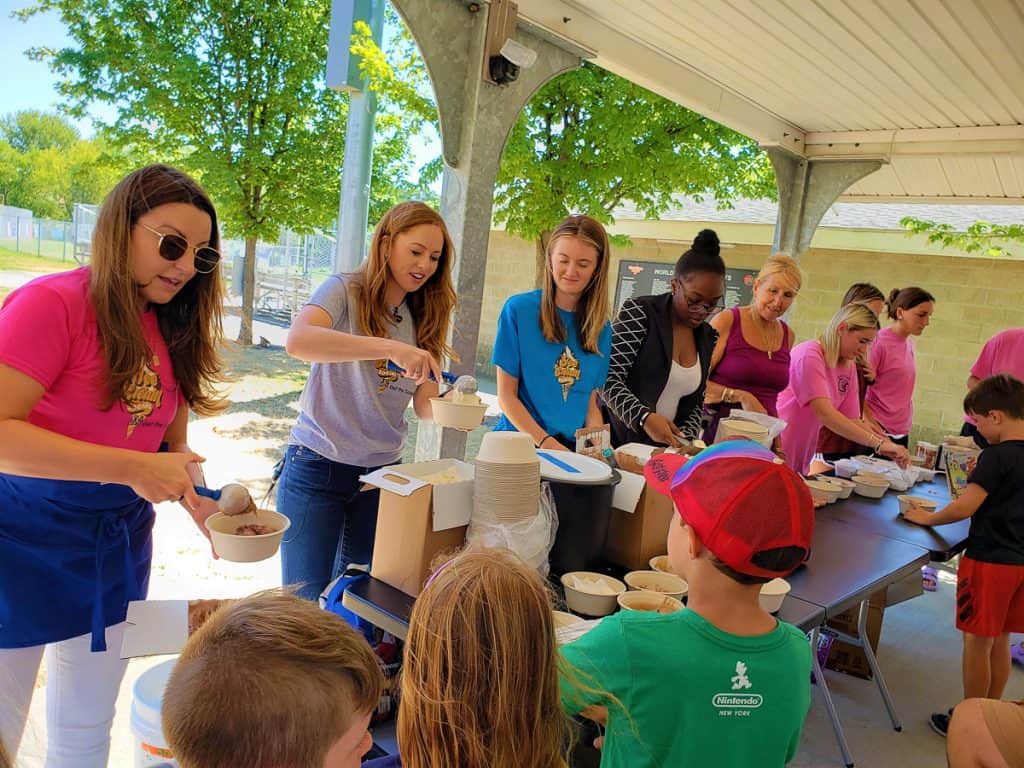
[205, 510, 290, 562]
[560, 572, 626, 617]
[430, 397, 487, 430]
[475, 432, 538, 464]
[805, 479, 841, 504]
[624, 570, 688, 600]
[648, 555, 676, 574]
[617, 590, 684, 614]
[759, 578, 791, 613]
[852, 474, 889, 499]
[897, 494, 938, 516]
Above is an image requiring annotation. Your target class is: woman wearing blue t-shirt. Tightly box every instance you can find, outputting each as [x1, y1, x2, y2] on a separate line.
[493, 214, 612, 451]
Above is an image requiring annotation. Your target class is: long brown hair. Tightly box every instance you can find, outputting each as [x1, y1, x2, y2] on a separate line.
[350, 201, 456, 361]
[540, 214, 611, 354]
[90, 164, 225, 415]
[397, 549, 572, 768]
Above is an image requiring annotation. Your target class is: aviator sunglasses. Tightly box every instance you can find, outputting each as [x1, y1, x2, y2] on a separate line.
[138, 222, 221, 274]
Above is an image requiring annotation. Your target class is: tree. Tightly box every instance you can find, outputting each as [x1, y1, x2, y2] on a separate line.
[0, 110, 78, 154]
[494, 63, 777, 278]
[900, 216, 1023, 259]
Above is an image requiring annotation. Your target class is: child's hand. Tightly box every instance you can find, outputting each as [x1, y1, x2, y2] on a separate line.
[902, 504, 932, 526]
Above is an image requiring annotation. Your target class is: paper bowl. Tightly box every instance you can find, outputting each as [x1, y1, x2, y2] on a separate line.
[624, 570, 688, 600]
[856, 471, 890, 486]
[717, 418, 771, 448]
[552, 610, 583, 629]
[560, 572, 626, 617]
[475, 432, 538, 464]
[897, 495, 938, 516]
[820, 476, 855, 499]
[617, 590, 684, 614]
[759, 578, 791, 613]
[649, 555, 676, 574]
[429, 397, 487, 430]
[852, 474, 889, 499]
[805, 479, 841, 504]
[205, 510, 290, 562]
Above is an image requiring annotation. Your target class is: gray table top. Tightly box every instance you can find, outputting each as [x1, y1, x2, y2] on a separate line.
[786, 517, 930, 618]
[775, 595, 826, 633]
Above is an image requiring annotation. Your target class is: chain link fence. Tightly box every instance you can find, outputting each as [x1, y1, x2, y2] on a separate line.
[2, 203, 337, 319]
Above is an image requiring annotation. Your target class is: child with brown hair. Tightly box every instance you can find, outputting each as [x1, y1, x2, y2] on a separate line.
[560, 440, 815, 767]
[365, 548, 576, 768]
[903, 374, 1024, 737]
[162, 591, 384, 768]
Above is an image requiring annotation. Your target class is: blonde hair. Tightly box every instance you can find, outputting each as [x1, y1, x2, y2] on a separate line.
[818, 303, 880, 367]
[755, 252, 802, 292]
[351, 201, 457, 362]
[540, 214, 611, 354]
[397, 549, 572, 768]
[90, 164, 226, 415]
[163, 591, 383, 768]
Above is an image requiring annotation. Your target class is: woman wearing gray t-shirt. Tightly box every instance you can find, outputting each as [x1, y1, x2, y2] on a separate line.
[277, 201, 459, 599]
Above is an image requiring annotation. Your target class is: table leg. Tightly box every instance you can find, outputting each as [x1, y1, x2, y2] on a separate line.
[856, 599, 902, 731]
[809, 626, 855, 767]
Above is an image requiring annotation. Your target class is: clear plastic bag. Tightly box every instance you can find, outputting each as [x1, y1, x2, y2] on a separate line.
[466, 482, 558, 576]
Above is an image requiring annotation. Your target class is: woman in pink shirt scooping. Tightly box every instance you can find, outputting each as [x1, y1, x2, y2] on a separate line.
[778, 303, 911, 475]
[863, 287, 935, 447]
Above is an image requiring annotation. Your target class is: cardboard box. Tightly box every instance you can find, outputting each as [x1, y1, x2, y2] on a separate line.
[603, 468, 675, 570]
[363, 459, 473, 597]
[825, 587, 887, 680]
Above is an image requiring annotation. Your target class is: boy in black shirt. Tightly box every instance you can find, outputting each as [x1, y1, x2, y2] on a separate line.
[904, 374, 1024, 736]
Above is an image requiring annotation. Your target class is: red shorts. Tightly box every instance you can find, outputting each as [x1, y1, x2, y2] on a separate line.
[956, 556, 1024, 637]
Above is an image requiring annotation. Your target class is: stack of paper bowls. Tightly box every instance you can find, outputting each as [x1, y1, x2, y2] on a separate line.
[473, 432, 540, 522]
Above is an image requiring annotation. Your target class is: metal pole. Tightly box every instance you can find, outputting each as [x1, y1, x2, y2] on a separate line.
[332, 0, 385, 274]
[15, 217, 20, 252]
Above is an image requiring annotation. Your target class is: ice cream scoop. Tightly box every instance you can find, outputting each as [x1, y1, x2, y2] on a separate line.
[450, 375, 481, 405]
[195, 483, 257, 516]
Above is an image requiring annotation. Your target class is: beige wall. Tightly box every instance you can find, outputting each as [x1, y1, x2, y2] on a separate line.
[478, 229, 1024, 447]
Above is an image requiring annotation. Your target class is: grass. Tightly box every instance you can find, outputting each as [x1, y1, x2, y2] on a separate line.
[0, 245, 74, 273]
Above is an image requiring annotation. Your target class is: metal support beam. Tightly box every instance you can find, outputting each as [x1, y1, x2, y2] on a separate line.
[392, 0, 579, 459]
[767, 147, 882, 258]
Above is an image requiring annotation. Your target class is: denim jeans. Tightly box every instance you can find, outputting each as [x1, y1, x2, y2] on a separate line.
[276, 444, 382, 600]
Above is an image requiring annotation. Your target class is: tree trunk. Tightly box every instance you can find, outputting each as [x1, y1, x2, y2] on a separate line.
[237, 235, 257, 345]
[533, 229, 552, 289]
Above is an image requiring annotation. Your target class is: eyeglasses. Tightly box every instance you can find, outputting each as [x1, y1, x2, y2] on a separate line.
[683, 294, 722, 316]
[138, 222, 221, 274]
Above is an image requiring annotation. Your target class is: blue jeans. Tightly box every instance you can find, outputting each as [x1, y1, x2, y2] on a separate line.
[276, 445, 382, 601]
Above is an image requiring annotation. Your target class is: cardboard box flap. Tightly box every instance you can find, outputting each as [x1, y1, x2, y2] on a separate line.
[612, 469, 647, 514]
[361, 459, 474, 532]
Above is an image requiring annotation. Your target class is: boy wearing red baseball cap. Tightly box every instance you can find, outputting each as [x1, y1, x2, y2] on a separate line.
[560, 441, 815, 767]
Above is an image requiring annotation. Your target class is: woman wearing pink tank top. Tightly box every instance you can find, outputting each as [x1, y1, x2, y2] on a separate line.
[704, 254, 802, 445]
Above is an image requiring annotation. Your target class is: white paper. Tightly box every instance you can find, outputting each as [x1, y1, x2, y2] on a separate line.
[612, 469, 647, 514]
[121, 600, 188, 659]
[723, 409, 788, 441]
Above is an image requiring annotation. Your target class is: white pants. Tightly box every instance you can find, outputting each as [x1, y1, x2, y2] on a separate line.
[0, 623, 128, 768]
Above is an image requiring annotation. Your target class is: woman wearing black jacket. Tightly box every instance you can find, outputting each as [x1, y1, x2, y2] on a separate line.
[601, 230, 725, 447]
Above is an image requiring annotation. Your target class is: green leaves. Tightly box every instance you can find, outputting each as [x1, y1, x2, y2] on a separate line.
[900, 216, 1024, 258]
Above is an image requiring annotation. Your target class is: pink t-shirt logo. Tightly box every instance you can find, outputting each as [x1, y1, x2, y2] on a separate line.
[123, 354, 165, 437]
[836, 374, 851, 395]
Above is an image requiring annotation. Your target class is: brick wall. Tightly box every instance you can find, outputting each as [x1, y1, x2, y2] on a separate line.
[478, 229, 1024, 446]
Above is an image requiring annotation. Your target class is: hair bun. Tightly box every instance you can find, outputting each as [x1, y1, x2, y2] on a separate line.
[692, 229, 720, 256]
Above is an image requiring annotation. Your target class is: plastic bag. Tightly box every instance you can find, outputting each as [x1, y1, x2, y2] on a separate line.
[467, 482, 558, 576]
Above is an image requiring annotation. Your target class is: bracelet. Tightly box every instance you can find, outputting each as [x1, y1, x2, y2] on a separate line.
[874, 436, 885, 453]
[537, 434, 551, 448]
[639, 411, 651, 430]
[723, 388, 734, 403]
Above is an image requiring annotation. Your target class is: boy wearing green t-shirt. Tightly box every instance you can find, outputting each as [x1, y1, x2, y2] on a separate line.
[560, 440, 814, 767]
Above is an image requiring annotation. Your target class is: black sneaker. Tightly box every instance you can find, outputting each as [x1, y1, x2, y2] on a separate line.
[929, 709, 953, 737]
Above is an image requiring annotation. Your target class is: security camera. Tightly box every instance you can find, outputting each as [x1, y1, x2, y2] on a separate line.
[500, 39, 537, 69]
[488, 40, 536, 86]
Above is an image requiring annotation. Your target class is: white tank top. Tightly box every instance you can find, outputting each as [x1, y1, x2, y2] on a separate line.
[655, 359, 702, 419]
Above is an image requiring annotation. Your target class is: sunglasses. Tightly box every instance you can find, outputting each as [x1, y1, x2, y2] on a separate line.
[138, 222, 221, 274]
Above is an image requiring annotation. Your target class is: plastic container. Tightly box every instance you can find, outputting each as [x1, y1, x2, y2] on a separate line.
[429, 397, 487, 430]
[205, 509, 290, 562]
[759, 578, 791, 613]
[547, 470, 621, 575]
[130, 658, 178, 767]
[561, 572, 626, 616]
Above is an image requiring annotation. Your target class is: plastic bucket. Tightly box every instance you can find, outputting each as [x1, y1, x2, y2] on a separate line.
[547, 470, 621, 575]
[130, 657, 179, 767]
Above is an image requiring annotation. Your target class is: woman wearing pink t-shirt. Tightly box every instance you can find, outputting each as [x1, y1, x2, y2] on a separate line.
[964, 327, 1024, 448]
[778, 303, 911, 475]
[863, 287, 936, 447]
[0, 166, 226, 766]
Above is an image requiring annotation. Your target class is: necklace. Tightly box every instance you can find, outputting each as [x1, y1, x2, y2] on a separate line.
[748, 306, 779, 360]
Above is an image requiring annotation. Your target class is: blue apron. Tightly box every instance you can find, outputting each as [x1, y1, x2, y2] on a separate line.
[0, 474, 154, 652]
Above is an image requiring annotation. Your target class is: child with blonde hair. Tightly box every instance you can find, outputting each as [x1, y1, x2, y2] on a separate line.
[366, 548, 576, 768]
[162, 591, 383, 768]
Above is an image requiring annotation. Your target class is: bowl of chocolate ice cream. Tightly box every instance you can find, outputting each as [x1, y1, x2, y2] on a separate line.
[205, 509, 290, 562]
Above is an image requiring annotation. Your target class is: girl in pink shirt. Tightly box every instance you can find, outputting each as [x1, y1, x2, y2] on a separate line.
[864, 287, 936, 445]
[778, 303, 911, 475]
[0, 165, 226, 765]
[964, 328, 1024, 448]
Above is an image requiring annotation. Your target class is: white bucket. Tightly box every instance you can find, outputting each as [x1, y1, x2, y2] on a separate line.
[130, 657, 179, 767]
